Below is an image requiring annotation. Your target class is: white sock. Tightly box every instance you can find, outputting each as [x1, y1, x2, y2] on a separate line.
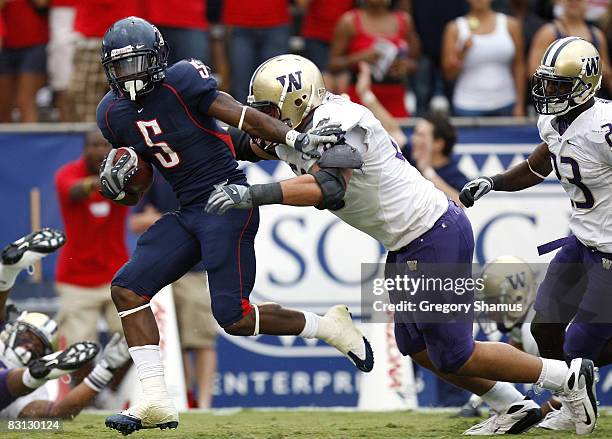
[129, 345, 170, 399]
[537, 358, 568, 392]
[22, 368, 46, 389]
[0, 263, 24, 291]
[480, 382, 524, 413]
[299, 312, 321, 338]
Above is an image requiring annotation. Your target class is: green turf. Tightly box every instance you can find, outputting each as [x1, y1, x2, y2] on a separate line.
[3, 410, 610, 439]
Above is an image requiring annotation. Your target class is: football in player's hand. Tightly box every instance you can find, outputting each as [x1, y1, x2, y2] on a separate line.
[112, 147, 154, 193]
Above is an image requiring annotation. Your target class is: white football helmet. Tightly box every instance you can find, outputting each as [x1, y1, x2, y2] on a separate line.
[532, 37, 602, 115]
[247, 54, 326, 129]
[0, 311, 57, 367]
[477, 255, 537, 332]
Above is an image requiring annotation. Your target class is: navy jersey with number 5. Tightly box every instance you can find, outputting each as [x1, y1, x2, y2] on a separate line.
[96, 59, 246, 206]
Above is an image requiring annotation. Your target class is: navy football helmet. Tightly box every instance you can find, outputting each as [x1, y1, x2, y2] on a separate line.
[101, 16, 169, 100]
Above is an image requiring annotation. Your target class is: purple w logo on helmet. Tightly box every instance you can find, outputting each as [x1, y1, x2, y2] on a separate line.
[505, 272, 527, 290]
[582, 56, 600, 77]
[276, 71, 303, 92]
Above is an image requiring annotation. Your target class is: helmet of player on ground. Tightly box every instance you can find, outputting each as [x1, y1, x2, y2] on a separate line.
[247, 54, 327, 131]
[0, 311, 57, 367]
[532, 37, 602, 115]
[101, 16, 169, 101]
[477, 255, 536, 333]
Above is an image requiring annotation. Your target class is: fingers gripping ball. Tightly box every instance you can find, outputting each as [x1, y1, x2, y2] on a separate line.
[111, 148, 154, 193]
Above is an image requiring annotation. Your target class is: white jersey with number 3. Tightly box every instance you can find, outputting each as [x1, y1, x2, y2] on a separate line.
[275, 93, 448, 251]
[537, 98, 612, 253]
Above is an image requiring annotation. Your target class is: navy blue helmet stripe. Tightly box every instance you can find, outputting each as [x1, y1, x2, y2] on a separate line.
[542, 41, 558, 66]
[550, 37, 581, 67]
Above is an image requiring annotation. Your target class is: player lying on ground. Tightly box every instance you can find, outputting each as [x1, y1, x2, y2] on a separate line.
[206, 54, 599, 436]
[0, 229, 131, 418]
[96, 17, 373, 435]
[461, 37, 612, 432]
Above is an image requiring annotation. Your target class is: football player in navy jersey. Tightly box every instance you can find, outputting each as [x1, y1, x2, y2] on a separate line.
[96, 17, 373, 435]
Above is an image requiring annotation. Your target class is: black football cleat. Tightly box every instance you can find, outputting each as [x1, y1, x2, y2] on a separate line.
[1, 228, 66, 265]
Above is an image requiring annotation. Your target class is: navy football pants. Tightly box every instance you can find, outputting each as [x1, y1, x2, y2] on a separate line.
[113, 206, 259, 327]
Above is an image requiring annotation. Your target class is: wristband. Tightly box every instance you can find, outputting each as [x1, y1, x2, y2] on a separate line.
[490, 174, 503, 190]
[83, 178, 95, 194]
[238, 106, 248, 131]
[360, 90, 376, 105]
[83, 363, 114, 393]
[249, 183, 283, 206]
[285, 130, 300, 148]
[422, 167, 437, 180]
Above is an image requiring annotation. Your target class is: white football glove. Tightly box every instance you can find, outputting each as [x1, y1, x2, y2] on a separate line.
[84, 333, 131, 392]
[99, 148, 138, 201]
[459, 177, 494, 207]
[205, 183, 252, 215]
[286, 121, 344, 159]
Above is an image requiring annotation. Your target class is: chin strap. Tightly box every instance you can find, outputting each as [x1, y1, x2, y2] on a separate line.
[118, 303, 151, 318]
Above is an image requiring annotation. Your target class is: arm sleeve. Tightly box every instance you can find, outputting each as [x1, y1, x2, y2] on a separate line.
[0, 369, 18, 411]
[228, 126, 261, 162]
[1, 385, 48, 419]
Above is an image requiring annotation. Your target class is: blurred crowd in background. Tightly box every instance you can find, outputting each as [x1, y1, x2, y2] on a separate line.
[2, 0, 612, 123]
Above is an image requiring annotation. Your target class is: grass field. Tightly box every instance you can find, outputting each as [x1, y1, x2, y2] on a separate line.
[3, 410, 610, 439]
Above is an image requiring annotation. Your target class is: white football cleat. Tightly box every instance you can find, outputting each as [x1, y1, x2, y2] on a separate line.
[105, 399, 179, 435]
[537, 404, 575, 431]
[463, 399, 542, 435]
[558, 358, 598, 435]
[1, 228, 66, 268]
[318, 305, 374, 372]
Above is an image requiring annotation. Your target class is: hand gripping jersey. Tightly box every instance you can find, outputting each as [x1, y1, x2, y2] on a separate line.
[537, 98, 612, 253]
[275, 93, 448, 251]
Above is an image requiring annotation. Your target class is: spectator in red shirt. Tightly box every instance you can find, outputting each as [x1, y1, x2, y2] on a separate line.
[328, 0, 420, 118]
[54, 129, 128, 348]
[222, 0, 290, 103]
[297, 0, 354, 91]
[145, 0, 209, 65]
[0, 15, 4, 48]
[0, 0, 49, 122]
[66, 0, 141, 121]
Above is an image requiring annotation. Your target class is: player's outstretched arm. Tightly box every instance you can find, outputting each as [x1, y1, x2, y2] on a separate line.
[0, 341, 98, 414]
[208, 92, 338, 157]
[19, 334, 129, 419]
[460, 142, 551, 207]
[206, 166, 352, 214]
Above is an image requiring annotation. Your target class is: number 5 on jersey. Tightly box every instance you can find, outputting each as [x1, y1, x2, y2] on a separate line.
[136, 120, 180, 168]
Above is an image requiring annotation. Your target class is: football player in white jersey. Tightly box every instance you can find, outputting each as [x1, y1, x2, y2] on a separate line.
[0, 229, 130, 418]
[206, 54, 599, 435]
[461, 37, 612, 431]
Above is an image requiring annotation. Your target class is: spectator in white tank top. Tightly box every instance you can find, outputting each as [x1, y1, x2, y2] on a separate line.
[441, 0, 525, 116]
